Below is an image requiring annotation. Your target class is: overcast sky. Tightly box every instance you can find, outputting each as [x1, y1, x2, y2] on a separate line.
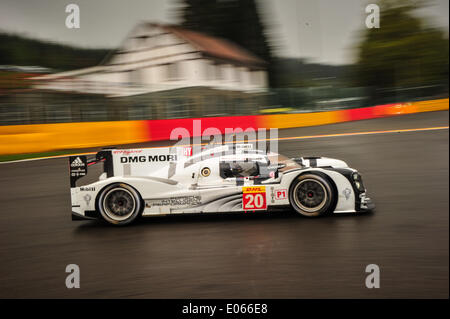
[0, 0, 448, 65]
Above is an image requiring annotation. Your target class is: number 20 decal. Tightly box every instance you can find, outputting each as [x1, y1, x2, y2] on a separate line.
[243, 186, 267, 210]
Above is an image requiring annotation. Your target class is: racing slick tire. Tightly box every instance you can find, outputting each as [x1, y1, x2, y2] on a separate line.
[289, 173, 335, 217]
[97, 183, 143, 226]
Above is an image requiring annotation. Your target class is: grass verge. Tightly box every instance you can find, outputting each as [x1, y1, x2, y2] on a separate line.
[0, 150, 92, 162]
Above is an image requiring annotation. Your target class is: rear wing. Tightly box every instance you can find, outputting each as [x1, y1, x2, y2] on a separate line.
[69, 147, 176, 187]
[69, 150, 113, 187]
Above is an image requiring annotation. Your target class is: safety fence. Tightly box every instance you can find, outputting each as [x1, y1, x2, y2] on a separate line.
[0, 98, 447, 155]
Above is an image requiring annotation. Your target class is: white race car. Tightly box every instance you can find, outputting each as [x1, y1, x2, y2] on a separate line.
[69, 143, 374, 225]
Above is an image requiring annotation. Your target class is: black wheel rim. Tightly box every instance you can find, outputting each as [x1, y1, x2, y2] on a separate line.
[293, 179, 327, 212]
[103, 188, 136, 220]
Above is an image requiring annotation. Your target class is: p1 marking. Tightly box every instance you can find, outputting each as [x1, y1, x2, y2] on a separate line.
[275, 189, 287, 200]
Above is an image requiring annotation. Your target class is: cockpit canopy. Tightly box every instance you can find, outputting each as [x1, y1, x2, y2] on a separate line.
[220, 160, 259, 178]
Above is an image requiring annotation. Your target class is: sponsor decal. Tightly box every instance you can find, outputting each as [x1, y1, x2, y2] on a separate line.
[270, 187, 275, 204]
[80, 186, 95, 191]
[243, 186, 265, 193]
[71, 170, 85, 177]
[83, 194, 91, 206]
[243, 186, 267, 210]
[343, 188, 352, 200]
[275, 189, 287, 200]
[201, 167, 211, 177]
[236, 144, 253, 152]
[71, 157, 84, 167]
[120, 155, 177, 163]
[69, 156, 87, 178]
[145, 196, 202, 208]
[183, 147, 193, 156]
[113, 149, 143, 155]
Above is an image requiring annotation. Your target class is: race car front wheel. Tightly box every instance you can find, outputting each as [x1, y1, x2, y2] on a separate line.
[97, 183, 143, 226]
[289, 173, 334, 217]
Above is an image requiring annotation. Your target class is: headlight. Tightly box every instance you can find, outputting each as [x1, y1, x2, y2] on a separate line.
[352, 172, 365, 192]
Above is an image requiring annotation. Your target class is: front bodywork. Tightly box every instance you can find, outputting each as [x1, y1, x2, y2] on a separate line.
[69, 145, 374, 220]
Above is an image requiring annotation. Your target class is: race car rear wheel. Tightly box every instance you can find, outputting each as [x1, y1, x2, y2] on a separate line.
[289, 173, 334, 217]
[97, 183, 143, 225]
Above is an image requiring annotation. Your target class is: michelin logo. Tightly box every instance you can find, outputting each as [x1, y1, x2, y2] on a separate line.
[146, 196, 201, 208]
[71, 157, 84, 167]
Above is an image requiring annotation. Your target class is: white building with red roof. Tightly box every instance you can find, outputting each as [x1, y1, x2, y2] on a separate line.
[32, 23, 268, 98]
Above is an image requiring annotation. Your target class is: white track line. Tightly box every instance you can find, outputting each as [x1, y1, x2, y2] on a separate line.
[1, 126, 448, 164]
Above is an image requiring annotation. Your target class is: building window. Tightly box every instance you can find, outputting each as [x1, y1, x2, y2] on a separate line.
[167, 63, 178, 81]
[216, 64, 224, 80]
[233, 67, 240, 82]
[204, 62, 216, 81]
[240, 68, 247, 84]
[130, 69, 141, 85]
[251, 71, 261, 86]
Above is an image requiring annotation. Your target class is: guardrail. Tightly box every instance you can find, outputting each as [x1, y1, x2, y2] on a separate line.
[0, 98, 447, 155]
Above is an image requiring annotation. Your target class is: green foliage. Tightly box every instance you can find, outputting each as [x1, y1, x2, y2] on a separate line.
[176, 0, 275, 85]
[355, 0, 449, 97]
[272, 57, 354, 88]
[0, 33, 109, 71]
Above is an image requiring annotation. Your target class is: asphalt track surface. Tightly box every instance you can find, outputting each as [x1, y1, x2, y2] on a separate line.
[0, 111, 448, 298]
